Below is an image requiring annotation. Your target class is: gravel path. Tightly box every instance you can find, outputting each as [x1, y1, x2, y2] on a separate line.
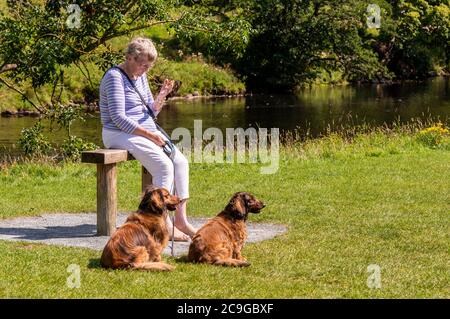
[0, 213, 287, 256]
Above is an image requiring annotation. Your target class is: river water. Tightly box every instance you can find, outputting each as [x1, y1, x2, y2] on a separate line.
[1, 77, 449, 154]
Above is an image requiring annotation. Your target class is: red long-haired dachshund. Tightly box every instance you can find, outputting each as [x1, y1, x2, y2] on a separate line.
[188, 192, 265, 267]
[100, 187, 179, 271]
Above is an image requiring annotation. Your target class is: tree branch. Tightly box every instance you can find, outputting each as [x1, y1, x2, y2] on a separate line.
[86, 0, 136, 53]
[0, 76, 44, 113]
[74, 59, 93, 89]
[50, 70, 60, 105]
[33, 86, 45, 110]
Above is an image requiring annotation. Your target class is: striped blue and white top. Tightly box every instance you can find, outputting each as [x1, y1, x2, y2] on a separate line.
[99, 67, 159, 133]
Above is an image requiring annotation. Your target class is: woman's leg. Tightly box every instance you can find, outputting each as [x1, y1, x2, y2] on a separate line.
[174, 199, 197, 237]
[172, 148, 197, 237]
[164, 213, 190, 241]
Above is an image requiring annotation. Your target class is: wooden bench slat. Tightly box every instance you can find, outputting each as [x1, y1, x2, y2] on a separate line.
[81, 149, 134, 164]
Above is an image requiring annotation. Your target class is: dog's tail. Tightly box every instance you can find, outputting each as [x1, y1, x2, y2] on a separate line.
[213, 258, 251, 267]
[131, 261, 175, 271]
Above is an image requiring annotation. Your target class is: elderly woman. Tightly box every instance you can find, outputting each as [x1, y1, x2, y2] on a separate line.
[99, 37, 196, 240]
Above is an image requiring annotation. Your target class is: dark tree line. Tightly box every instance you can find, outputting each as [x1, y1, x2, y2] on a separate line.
[179, 0, 450, 91]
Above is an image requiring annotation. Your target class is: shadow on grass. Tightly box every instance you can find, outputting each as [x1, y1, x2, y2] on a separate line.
[174, 255, 190, 264]
[0, 224, 96, 240]
[88, 258, 102, 269]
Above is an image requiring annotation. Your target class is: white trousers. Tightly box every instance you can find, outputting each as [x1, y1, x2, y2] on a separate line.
[102, 128, 189, 200]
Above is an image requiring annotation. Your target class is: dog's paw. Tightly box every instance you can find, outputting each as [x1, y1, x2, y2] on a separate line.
[133, 262, 175, 271]
[163, 264, 175, 271]
[238, 260, 251, 267]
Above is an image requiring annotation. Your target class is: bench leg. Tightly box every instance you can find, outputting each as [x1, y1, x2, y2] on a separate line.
[97, 163, 117, 236]
[141, 166, 153, 193]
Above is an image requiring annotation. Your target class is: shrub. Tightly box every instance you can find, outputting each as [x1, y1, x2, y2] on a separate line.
[18, 122, 53, 157]
[416, 123, 450, 149]
[60, 136, 97, 161]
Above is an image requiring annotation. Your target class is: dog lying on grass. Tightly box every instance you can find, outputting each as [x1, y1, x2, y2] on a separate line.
[100, 187, 179, 271]
[188, 192, 265, 267]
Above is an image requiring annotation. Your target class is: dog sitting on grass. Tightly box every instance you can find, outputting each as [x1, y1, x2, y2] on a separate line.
[100, 187, 179, 271]
[188, 192, 265, 267]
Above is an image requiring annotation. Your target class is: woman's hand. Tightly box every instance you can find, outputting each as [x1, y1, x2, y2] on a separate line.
[159, 79, 175, 98]
[153, 79, 175, 113]
[148, 132, 166, 147]
[132, 127, 166, 147]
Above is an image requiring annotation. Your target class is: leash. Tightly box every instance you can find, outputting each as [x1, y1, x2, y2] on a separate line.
[164, 206, 175, 257]
[171, 213, 175, 257]
[169, 181, 176, 257]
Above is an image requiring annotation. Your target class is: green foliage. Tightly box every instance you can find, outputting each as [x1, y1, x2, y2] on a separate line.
[171, 4, 251, 66]
[375, 0, 450, 79]
[175, 0, 449, 90]
[416, 122, 450, 149]
[16, 118, 98, 160]
[151, 57, 245, 95]
[237, 0, 389, 90]
[17, 121, 53, 157]
[60, 135, 97, 161]
[48, 103, 85, 137]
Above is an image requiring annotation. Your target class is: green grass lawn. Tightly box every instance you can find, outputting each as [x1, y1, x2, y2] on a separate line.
[0, 132, 449, 298]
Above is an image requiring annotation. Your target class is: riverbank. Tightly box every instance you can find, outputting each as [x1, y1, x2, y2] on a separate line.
[0, 129, 448, 298]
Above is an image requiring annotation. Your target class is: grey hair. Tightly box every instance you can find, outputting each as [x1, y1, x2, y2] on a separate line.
[125, 37, 158, 62]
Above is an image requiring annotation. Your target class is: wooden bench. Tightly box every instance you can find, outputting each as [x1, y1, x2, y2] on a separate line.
[81, 149, 153, 236]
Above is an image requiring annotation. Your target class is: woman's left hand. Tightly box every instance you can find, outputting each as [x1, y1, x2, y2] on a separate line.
[154, 79, 175, 112]
[159, 79, 175, 97]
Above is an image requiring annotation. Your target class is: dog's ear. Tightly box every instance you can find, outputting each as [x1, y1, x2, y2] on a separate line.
[225, 192, 247, 219]
[139, 188, 164, 214]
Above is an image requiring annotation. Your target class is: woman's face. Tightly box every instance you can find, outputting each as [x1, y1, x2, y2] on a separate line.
[127, 54, 153, 77]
